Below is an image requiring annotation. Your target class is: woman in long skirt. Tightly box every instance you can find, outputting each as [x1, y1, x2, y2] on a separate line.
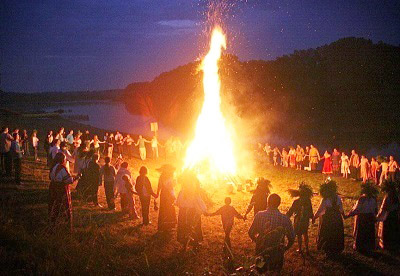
[370, 157, 379, 184]
[346, 183, 378, 253]
[360, 155, 370, 183]
[341, 152, 350, 178]
[322, 151, 333, 175]
[176, 170, 206, 251]
[287, 183, 313, 253]
[376, 181, 400, 251]
[48, 152, 75, 232]
[313, 180, 345, 255]
[156, 164, 177, 232]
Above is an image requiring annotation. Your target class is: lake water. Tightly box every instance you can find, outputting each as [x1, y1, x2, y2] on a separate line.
[44, 101, 176, 139]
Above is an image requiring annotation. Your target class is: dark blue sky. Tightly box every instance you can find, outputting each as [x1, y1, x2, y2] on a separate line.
[1, 0, 399, 92]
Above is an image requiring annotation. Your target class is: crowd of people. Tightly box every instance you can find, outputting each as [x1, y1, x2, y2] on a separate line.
[259, 143, 399, 185]
[2, 125, 400, 273]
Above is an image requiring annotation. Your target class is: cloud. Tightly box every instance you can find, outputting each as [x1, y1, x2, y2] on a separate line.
[158, 19, 199, 28]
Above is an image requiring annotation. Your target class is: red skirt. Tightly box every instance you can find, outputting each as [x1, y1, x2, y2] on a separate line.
[322, 157, 333, 174]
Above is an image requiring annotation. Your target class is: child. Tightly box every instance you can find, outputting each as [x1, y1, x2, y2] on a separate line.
[31, 130, 40, 161]
[122, 174, 139, 219]
[206, 197, 244, 249]
[286, 183, 313, 254]
[135, 166, 157, 225]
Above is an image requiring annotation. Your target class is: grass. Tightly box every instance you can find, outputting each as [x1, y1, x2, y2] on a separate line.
[1, 154, 400, 276]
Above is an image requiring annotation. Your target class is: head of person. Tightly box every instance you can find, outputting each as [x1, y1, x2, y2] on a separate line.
[333, 148, 338, 153]
[104, 156, 111, 164]
[372, 157, 376, 162]
[49, 130, 53, 135]
[85, 130, 89, 134]
[105, 132, 109, 136]
[53, 152, 66, 166]
[139, 135, 143, 139]
[121, 162, 129, 169]
[12, 133, 19, 141]
[390, 155, 394, 161]
[342, 152, 345, 156]
[94, 135, 98, 140]
[139, 166, 148, 176]
[267, 194, 281, 209]
[69, 130, 73, 135]
[361, 155, 365, 159]
[351, 150, 355, 154]
[13, 128, 19, 133]
[116, 131, 120, 135]
[310, 145, 314, 149]
[1, 127, 8, 133]
[60, 142, 67, 150]
[122, 174, 130, 183]
[324, 150, 328, 154]
[23, 129, 27, 134]
[306, 146, 309, 150]
[224, 197, 231, 205]
[92, 154, 99, 162]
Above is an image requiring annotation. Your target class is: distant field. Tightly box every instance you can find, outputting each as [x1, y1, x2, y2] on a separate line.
[1, 149, 399, 275]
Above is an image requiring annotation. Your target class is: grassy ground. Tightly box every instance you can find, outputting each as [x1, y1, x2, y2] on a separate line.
[1, 117, 400, 275]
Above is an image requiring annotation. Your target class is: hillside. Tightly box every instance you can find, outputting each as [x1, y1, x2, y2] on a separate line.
[123, 38, 400, 150]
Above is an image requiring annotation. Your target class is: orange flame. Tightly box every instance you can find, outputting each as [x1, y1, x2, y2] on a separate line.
[183, 27, 236, 175]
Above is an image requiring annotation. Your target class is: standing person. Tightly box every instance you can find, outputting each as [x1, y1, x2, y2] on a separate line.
[100, 156, 116, 210]
[151, 135, 161, 159]
[360, 155, 370, 183]
[102, 132, 109, 155]
[273, 147, 281, 166]
[378, 157, 389, 185]
[124, 134, 134, 158]
[281, 148, 288, 167]
[135, 135, 150, 161]
[21, 129, 30, 156]
[248, 194, 295, 273]
[107, 133, 114, 159]
[48, 139, 61, 167]
[313, 180, 345, 256]
[0, 127, 13, 176]
[332, 149, 341, 175]
[340, 152, 350, 179]
[156, 164, 177, 232]
[309, 145, 320, 172]
[115, 162, 139, 218]
[90, 135, 101, 155]
[44, 130, 53, 155]
[66, 130, 74, 149]
[60, 142, 74, 173]
[287, 184, 313, 254]
[73, 133, 82, 149]
[321, 151, 333, 175]
[55, 128, 65, 142]
[303, 146, 310, 170]
[114, 131, 123, 156]
[48, 152, 74, 232]
[296, 145, 304, 170]
[244, 178, 272, 219]
[176, 170, 207, 251]
[370, 157, 379, 184]
[31, 130, 40, 161]
[349, 150, 360, 180]
[85, 154, 101, 207]
[135, 166, 157, 225]
[388, 156, 398, 182]
[11, 133, 23, 185]
[376, 181, 400, 251]
[346, 183, 378, 253]
[206, 197, 244, 250]
[289, 147, 296, 168]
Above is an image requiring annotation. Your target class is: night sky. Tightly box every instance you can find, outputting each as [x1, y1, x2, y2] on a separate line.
[1, 0, 399, 92]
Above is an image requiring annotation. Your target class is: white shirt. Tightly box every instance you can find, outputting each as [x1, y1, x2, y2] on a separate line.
[32, 136, 39, 147]
[50, 164, 73, 183]
[115, 167, 132, 194]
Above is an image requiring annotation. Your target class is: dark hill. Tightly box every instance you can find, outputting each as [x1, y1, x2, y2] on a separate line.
[123, 37, 400, 150]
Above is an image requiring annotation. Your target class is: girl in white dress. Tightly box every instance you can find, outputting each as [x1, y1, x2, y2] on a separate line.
[341, 152, 350, 179]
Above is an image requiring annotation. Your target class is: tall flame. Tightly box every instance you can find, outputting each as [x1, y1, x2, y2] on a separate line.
[184, 27, 236, 175]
